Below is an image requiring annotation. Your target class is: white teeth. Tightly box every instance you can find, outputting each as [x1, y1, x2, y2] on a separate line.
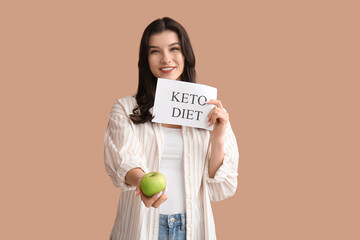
[161, 67, 174, 71]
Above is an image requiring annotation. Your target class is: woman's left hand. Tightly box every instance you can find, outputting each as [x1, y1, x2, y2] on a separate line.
[206, 99, 229, 140]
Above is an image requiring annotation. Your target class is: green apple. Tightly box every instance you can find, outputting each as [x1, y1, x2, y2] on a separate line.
[140, 172, 166, 197]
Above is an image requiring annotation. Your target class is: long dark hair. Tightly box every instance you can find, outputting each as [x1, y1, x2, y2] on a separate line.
[130, 17, 196, 124]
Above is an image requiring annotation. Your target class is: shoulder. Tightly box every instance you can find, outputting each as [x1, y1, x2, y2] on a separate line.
[110, 96, 137, 114]
[107, 96, 138, 124]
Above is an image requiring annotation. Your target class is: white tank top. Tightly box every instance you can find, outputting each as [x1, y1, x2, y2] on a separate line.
[159, 126, 186, 215]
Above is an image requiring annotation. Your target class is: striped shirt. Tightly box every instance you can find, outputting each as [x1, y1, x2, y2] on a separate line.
[104, 96, 239, 240]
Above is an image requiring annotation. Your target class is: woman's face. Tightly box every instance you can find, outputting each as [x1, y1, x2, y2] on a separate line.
[148, 30, 185, 80]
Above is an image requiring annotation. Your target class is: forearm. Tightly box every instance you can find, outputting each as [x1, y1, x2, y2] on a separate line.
[125, 167, 146, 186]
[208, 137, 225, 178]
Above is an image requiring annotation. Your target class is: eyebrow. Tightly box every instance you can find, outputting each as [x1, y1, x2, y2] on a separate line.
[149, 42, 180, 49]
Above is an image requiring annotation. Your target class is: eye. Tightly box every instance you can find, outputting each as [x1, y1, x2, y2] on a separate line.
[150, 49, 159, 54]
[171, 47, 180, 51]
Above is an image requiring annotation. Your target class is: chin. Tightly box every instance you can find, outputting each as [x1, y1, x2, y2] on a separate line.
[161, 76, 180, 80]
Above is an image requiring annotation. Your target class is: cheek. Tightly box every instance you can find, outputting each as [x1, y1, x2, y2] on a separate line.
[148, 57, 157, 70]
[176, 54, 185, 66]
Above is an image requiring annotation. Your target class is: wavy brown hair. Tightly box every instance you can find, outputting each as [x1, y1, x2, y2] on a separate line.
[130, 17, 196, 124]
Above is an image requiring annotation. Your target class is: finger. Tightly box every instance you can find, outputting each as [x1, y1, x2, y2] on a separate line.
[206, 99, 223, 109]
[140, 193, 151, 207]
[153, 191, 163, 200]
[207, 104, 222, 120]
[152, 187, 168, 208]
[212, 110, 229, 125]
[135, 187, 140, 197]
[152, 194, 168, 208]
[140, 191, 158, 208]
[146, 191, 163, 207]
[209, 112, 220, 126]
[135, 176, 144, 197]
[142, 189, 164, 207]
[207, 108, 216, 124]
[208, 108, 222, 126]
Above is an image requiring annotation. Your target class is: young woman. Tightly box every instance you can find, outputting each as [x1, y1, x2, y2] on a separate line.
[104, 17, 239, 240]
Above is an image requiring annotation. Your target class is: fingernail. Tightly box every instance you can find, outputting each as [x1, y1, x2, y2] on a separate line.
[155, 191, 162, 198]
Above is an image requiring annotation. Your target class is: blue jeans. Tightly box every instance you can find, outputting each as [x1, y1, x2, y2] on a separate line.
[158, 212, 186, 240]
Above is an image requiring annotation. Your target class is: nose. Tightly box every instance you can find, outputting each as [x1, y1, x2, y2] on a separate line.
[161, 51, 171, 64]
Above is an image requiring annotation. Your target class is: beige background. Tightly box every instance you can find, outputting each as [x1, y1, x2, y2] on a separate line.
[1, 0, 359, 239]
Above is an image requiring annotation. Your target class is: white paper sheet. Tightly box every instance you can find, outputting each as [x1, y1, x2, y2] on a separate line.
[152, 78, 217, 130]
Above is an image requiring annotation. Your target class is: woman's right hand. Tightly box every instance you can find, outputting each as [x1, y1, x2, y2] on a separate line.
[135, 177, 168, 208]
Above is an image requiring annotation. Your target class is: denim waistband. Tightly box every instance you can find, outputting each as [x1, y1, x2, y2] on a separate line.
[159, 212, 186, 230]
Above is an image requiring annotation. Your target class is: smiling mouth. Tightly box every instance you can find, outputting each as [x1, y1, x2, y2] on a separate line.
[160, 67, 175, 73]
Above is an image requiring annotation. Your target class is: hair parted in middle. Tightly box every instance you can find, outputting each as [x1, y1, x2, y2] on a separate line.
[130, 17, 196, 124]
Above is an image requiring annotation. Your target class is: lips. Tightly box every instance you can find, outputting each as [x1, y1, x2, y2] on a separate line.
[160, 67, 176, 73]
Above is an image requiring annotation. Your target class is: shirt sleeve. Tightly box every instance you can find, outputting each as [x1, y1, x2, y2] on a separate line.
[103, 99, 150, 191]
[204, 121, 239, 201]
